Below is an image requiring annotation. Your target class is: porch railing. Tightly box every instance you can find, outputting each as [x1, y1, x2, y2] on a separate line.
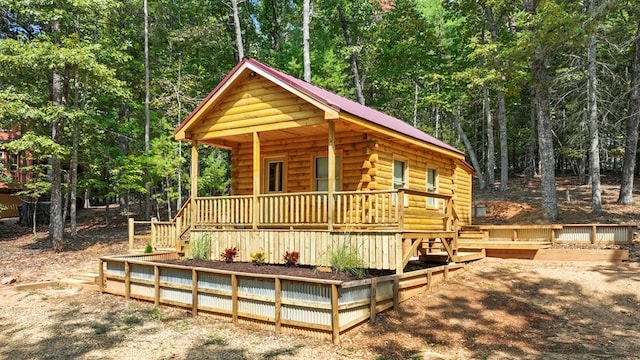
[135, 189, 458, 251]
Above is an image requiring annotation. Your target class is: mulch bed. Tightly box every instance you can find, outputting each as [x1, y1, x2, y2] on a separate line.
[157, 259, 443, 281]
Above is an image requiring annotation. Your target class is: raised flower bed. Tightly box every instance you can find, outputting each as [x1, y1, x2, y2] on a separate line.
[99, 252, 463, 344]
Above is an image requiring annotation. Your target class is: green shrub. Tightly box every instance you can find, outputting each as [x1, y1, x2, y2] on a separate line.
[144, 242, 153, 254]
[189, 234, 211, 260]
[250, 251, 266, 266]
[329, 243, 366, 278]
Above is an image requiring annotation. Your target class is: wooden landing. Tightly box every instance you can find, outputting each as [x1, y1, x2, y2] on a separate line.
[458, 241, 552, 250]
[419, 249, 486, 263]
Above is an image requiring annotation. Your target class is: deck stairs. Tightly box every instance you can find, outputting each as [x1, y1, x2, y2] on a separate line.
[415, 229, 486, 263]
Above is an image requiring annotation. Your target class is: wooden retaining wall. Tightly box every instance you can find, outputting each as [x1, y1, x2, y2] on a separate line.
[99, 253, 464, 344]
[471, 224, 635, 245]
[190, 229, 402, 271]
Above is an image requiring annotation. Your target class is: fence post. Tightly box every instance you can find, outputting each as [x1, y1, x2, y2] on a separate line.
[128, 218, 135, 251]
[176, 216, 182, 251]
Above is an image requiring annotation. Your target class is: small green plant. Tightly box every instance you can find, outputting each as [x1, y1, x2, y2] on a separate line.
[329, 243, 366, 278]
[144, 242, 153, 253]
[250, 250, 266, 266]
[220, 247, 238, 263]
[189, 233, 211, 260]
[283, 250, 299, 267]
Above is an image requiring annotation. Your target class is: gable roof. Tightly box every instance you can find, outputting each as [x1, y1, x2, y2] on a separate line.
[175, 57, 463, 157]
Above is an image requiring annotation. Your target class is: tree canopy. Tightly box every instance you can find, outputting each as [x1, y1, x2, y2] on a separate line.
[1, 0, 638, 238]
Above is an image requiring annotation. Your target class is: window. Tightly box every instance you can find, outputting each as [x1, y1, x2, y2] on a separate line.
[264, 157, 285, 193]
[393, 159, 408, 206]
[315, 156, 340, 191]
[393, 160, 406, 190]
[427, 168, 438, 208]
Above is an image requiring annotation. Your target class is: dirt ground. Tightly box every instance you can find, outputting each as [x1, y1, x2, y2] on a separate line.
[1, 176, 640, 359]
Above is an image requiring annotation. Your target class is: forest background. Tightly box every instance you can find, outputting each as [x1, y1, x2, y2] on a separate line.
[0, 0, 639, 251]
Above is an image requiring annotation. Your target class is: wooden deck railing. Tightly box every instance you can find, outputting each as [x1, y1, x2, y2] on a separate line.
[132, 189, 459, 251]
[259, 192, 329, 225]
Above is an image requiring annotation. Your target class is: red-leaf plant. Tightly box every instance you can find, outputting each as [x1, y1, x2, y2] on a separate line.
[283, 251, 299, 267]
[220, 247, 238, 263]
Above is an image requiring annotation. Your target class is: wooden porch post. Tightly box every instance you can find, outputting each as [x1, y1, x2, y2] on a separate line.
[253, 132, 261, 230]
[190, 141, 199, 225]
[328, 120, 336, 231]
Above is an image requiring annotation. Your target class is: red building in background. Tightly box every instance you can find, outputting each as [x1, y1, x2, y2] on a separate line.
[0, 129, 29, 217]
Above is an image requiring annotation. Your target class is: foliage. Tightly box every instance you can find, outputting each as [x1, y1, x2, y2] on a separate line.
[189, 233, 211, 260]
[283, 251, 299, 268]
[144, 243, 153, 254]
[329, 243, 366, 278]
[250, 251, 266, 266]
[220, 247, 238, 263]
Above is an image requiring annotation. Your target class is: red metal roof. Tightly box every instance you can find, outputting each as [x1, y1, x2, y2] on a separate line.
[176, 57, 463, 156]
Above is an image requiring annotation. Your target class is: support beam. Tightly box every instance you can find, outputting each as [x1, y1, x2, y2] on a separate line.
[190, 141, 199, 225]
[253, 132, 261, 229]
[328, 120, 335, 231]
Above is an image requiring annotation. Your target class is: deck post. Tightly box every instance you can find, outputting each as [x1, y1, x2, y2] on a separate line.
[328, 120, 336, 231]
[253, 132, 261, 230]
[190, 141, 199, 225]
[128, 218, 135, 251]
[331, 284, 340, 345]
[124, 261, 131, 299]
[369, 278, 377, 323]
[98, 259, 104, 292]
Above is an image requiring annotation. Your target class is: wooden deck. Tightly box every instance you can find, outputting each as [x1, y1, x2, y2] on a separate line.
[456, 224, 633, 262]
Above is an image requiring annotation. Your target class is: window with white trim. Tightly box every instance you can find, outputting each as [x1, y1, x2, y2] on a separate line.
[393, 159, 408, 206]
[427, 168, 438, 208]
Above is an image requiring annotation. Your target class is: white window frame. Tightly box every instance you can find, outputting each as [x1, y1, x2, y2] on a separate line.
[426, 168, 438, 209]
[393, 158, 408, 207]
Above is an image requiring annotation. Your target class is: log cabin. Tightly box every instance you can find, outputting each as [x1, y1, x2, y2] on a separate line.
[160, 57, 477, 273]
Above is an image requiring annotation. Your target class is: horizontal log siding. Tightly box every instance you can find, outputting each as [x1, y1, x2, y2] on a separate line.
[453, 162, 472, 225]
[192, 229, 399, 270]
[192, 76, 325, 137]
[373, 136, 472, 228]
[231, 130, 369, 195]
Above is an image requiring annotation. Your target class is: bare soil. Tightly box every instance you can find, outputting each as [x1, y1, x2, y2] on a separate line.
[1, 176, 640, 359]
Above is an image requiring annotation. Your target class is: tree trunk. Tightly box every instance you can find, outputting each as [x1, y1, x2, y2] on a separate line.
[337, 5, 365, 105]
[497, 92, 508, 191]
[618, 19, 640, 204]
[70, 124, 79, 237]
[525, 87, 537, 180]
[587, 0, 601, 214]
[50, 20, 64, 252]
[231, 0, 245, 60]
[483, 5, 508, 191]
[449, 109, 486, 190]
[303, 0, 311, 83]
[484, 86, 495, 187]
[533, 47, 558, 221]
[143, 0, 151, 220]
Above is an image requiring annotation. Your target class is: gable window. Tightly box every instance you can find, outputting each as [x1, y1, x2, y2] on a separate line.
[315, 156, 340, 191]
[264, 157, 285, 193]
[427, 168, 438, 208]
